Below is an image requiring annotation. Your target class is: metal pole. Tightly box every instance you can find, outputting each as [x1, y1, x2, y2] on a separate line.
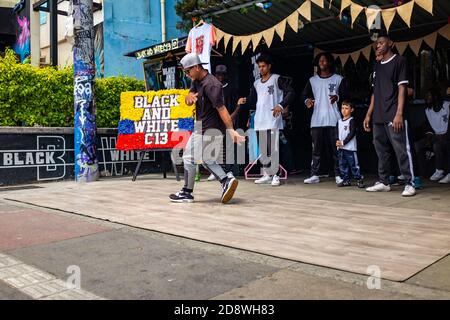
[73, 0, 99, 182]
[50, 0, 58, 66]
[160, 0, 166, 42]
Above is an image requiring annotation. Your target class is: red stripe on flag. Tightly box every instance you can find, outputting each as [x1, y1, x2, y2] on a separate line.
[116, 132, 192, 150]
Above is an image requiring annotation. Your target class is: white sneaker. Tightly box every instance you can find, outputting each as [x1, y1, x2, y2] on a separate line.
[207, 173, 216, 181]
[438, 173, 450, 184]
[304, 175, 320, 184]
[271, 175, 280, 186]
[335, 176, 343, 184]
[366, 181, 391, 192]
[402, 184, 416, 197]
[255, 174, 272, 184]
[397, 175, 406, 181]
[226, 171, 235, 179]
[430, 169, 445, 181]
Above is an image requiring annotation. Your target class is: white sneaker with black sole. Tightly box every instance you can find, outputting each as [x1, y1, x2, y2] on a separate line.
[169, 190, 194, 203]
[366, 181, 391, 192]
[401, 184, 416, 197]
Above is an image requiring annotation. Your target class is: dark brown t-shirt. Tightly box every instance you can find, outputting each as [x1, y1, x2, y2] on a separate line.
[190, 73, 225, 134]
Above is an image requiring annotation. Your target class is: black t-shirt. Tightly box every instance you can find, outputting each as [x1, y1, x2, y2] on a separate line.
[373, 54, 409, 124]
[190, 73, 225, 133]
[222, 82, 238, 127]
[161, 60, 179, 90]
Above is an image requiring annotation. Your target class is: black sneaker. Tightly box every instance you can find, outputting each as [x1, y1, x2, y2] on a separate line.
[169, 190, 194, 203]
[357, 179, 365, 188]
[337, 181, 351, 187]
[221, 177, 238, 204]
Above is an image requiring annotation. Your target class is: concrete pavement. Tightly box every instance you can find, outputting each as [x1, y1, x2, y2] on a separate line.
[0, 174, 449, 300]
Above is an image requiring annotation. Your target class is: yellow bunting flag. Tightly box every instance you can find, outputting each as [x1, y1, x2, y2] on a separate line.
[396, 0, 415, 27]
[395, 41, 408, 55]
[215, 28, 225, 44]
[381, 8, 397, 33]
[274, 19, 287, 41]
[287, 11, 299, 33]
[350, 2, 364, 27]
[414, 0, 433, 15]
[361, 45, 372, 61]
[232, 36, 242, 54]
[340, 0, 352, 15]
[408, 38, 422, 56]
[423, 31, 438, 50]
[311, 0, 324, 8]
[251, 32, 263, 51]
[339, 54, 350, 66]
[350, 51, 361, 64]
[240, 36, 252, 54]
[223, 33, 232, 50]
[262, 27, 275, 48]
[438, 24, 450, 40]
[298, 0, 312, 21]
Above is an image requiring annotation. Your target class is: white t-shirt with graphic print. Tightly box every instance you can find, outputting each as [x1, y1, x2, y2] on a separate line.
[253, 74, 284, 131]
[186, 23, 216, 73]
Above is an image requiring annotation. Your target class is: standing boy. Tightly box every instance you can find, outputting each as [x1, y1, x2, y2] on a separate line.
[336, 101, 364, 188]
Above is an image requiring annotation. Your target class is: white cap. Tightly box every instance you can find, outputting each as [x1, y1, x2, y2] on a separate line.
[180, 53, 207, 69]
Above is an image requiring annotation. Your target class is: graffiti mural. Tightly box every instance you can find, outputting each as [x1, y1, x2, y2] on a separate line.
[14, 15, 30, 63]
[73, 0, 99, 182]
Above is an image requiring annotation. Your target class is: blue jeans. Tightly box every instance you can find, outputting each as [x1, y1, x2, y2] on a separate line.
[338, 149, 362, 182]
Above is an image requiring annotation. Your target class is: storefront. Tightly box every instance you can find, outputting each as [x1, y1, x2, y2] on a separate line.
[181, 0, 450, 175]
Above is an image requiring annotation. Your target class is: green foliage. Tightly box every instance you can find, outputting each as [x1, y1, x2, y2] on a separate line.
[95, 76, 145, 128]
[175, 0, 223, 32]
[0, 49, 144, 128]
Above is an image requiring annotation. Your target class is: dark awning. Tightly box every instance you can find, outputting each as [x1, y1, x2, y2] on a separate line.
[187, 0, 450, 55]
[124, 37, 188, 60]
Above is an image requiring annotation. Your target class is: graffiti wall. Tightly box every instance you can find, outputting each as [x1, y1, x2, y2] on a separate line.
[73, 0, 99, 182]
[0, 128, 171, 186]
[13, 0, 30, 63]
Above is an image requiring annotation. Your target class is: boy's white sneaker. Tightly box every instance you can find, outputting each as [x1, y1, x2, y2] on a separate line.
[366, 181, 391, 192]
[402, 184, 416, 197]
[271, 175, 281, 186]
[335, 176, 343, 184]
[438, 173, 450, 184]
[207, 173, 216, 181]
[304, 175, 320, 184]
[255, 174, 272, 184]
[430, 169, 445, 181]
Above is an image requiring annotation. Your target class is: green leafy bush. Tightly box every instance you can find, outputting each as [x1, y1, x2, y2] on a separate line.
[0, 49, 144, 128]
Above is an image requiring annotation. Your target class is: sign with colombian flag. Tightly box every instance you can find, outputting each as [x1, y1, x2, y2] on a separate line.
[116, 89, 194, 150]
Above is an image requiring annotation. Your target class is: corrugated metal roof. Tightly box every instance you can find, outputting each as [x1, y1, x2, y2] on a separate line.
[190, 0, 450, 54]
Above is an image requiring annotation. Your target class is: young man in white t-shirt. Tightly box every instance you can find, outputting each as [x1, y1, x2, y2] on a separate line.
[237, 54, 295, 186]
[302, 52, 347, 185]
[414, 87, 449, 183]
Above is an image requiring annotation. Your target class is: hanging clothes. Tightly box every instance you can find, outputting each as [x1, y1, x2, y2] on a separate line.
[186, 23, 216, 73]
